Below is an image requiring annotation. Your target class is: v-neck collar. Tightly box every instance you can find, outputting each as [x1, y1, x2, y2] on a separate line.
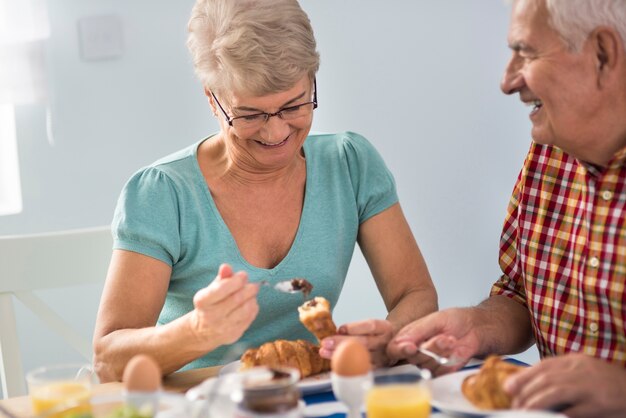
[192, 136, 311, 275]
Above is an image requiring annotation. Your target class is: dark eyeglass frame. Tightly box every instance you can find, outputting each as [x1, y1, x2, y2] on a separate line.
[211, 78, 318, 128]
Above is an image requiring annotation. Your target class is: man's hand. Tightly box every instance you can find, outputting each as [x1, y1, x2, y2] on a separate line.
[386, 308, 479, 375]
[505, 353, 626, 418]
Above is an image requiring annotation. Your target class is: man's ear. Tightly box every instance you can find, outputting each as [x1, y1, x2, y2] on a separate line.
[591, 27, 622, 87]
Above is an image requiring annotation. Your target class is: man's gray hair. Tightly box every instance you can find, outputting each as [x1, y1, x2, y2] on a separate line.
[546, 0, 626, 52]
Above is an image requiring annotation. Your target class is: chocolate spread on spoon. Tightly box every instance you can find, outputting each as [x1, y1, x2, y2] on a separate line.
[290, 278, 313, 299]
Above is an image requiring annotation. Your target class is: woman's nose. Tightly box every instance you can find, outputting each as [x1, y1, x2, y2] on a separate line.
[259, 114, 291, 142]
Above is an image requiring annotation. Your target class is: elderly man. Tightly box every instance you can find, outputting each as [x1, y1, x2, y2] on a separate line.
[387, 0, 626, 417]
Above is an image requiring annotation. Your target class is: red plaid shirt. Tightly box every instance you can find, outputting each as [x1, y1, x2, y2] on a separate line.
[491, 142, 626, 366]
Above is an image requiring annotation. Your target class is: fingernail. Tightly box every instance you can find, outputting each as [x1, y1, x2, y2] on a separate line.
[322, 339, 335, 349]
[436, 337, 452, 349]
[503, 377, 515, 393]
[402, 345, 416, 355]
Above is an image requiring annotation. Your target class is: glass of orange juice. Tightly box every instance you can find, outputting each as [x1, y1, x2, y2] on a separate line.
[366, 366, 432, 418]
[26, 364, 96, 418]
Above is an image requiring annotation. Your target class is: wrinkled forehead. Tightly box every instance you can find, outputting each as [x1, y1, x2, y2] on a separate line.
[508, 0, 557, 45]
[217, 74, 313, 102]
[222, 75, 312, 108]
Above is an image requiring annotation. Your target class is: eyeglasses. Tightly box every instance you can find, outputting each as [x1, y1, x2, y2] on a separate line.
[211, 79, 317, 132]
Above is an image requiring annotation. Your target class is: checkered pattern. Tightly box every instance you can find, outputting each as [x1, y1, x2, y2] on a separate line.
[491, 142, 626, 365]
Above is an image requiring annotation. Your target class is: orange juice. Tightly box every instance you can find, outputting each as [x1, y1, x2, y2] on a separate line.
[365, 383, 431, 418]
[31, 381, 92, 418]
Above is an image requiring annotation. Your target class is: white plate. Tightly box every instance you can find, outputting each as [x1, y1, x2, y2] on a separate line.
[220, 360, 331, 395]
[426, 369, 523, 417]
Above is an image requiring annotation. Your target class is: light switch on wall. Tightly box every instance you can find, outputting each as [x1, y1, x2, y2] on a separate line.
[77, 14, 124, 61]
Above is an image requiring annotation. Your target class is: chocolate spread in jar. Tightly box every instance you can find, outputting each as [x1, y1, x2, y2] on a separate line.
[239, 368, 300, 414]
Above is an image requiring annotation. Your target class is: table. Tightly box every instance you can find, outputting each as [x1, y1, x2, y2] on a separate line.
[0, 366, 438, 418]
[0, 366, 221, 417]
[0, 359, 527, 418]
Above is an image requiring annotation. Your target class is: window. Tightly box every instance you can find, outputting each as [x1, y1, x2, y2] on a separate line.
[0, 0, 50, 215]
[0, 104, 22, 215]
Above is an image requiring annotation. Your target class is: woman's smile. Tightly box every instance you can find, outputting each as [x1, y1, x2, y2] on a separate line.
[254, 134, 291, 148]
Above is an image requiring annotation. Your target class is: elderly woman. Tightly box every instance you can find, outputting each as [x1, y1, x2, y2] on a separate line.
[93, 0, 437, 382]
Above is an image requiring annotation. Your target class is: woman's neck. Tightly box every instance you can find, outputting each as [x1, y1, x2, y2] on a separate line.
[199, 135, 305, 189]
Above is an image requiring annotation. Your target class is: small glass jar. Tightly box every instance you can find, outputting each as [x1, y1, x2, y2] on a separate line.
[233, 367, 303, 418]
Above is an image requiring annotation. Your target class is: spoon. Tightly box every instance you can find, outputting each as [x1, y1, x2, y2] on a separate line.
[417, 347, 463, 367]
[259, 278, 312, 298]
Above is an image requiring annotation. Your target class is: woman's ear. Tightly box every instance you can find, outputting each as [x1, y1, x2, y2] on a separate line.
[591, 27, 622, 87]
[205, 88, 218, 116]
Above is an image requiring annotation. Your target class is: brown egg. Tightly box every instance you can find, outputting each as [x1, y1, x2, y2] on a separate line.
[122, 354, 162, 392]
[331, 338, 371, 376]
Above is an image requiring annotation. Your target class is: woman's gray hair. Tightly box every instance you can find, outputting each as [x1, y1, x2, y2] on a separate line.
[187, 0, 320, 96]
[546, 0, 626, 52]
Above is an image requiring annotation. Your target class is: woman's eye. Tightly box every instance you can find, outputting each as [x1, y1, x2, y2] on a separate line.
[281, 105, 301, 114]
[241, 114, 265, 122]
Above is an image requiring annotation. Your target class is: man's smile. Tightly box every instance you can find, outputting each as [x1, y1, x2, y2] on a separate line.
[524, 99, 543, 116]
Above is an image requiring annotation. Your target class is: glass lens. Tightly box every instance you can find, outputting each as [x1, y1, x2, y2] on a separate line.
[231, 102, 314, 131]
[232, 114, 266, 130]
[279, 102, 314, 120]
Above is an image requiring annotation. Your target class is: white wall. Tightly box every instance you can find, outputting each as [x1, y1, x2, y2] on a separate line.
[0, 0, 539, 396]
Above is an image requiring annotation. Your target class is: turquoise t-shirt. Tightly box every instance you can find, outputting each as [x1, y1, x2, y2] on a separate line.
[112, 131, 398, 369]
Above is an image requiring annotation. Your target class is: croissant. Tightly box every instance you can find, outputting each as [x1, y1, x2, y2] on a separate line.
[298, 297, 337, 343]
[461, 356, 524, 410]
[240, 339, 330, 379]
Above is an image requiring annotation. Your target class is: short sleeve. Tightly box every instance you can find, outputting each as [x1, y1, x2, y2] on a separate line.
[112, 167, 181, 266]
[342, 132, 398, 224]
[490, 153, 529, 307]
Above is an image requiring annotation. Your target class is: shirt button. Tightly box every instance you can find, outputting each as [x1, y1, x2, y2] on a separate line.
[589, 256, 600, 268]
[601, 190, 613, 201]
[589, 322, 599, 333]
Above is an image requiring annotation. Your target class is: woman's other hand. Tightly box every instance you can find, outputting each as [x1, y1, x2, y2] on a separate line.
[320, 319, 394, 367]
[190, 263, 259, 348]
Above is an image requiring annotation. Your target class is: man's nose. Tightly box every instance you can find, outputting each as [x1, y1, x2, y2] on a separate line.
[500, 57, 524, 95]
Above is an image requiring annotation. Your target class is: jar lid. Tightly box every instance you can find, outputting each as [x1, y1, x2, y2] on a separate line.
[241, 367, 300, 391]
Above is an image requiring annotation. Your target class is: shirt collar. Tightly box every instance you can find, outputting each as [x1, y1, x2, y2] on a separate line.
[578, 145, 626, 179]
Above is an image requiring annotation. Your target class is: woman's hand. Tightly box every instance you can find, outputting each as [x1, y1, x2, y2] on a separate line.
[320, 319, 395, 367]
[505, 353, 626, 418]
[190, 263, 259, 349]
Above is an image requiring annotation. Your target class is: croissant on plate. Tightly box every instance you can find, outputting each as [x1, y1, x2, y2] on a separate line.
[240, 339, 330, 379]
[461, 355, 525, 410]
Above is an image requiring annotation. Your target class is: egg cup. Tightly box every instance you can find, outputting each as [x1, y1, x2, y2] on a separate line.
[122, 389, 160, 415]
[331, 371, 373, 418]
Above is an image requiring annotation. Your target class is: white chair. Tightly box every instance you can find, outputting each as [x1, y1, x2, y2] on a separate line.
[0, 226, 112, 398]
